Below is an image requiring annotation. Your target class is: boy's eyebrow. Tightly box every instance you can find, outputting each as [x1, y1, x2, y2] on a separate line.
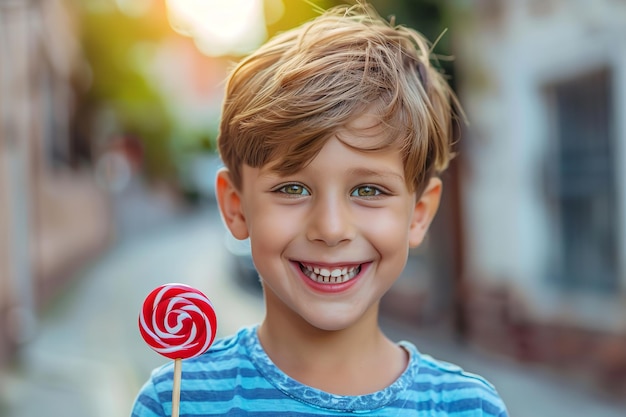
[346, 167, 404, 181]
[260, 167, 405, 182]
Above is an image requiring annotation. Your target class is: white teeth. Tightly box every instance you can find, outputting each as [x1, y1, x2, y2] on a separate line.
[299, 263, 361, 284]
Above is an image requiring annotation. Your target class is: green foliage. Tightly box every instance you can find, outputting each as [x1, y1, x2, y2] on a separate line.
[264, 0, 337, 38]
[75, 2, 175, 180]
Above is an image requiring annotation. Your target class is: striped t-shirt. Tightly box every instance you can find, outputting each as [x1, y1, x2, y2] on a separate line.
[131, 326, 508, 416]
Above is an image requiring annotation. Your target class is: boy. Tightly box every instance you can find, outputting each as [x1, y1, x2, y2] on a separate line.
[132, 3, 508, 416]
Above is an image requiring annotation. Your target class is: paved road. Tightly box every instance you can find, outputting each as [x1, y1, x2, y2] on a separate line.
[1, 206, 624, 417]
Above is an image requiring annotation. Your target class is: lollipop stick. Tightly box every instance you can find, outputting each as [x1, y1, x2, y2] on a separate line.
[172, 358, 182, 417]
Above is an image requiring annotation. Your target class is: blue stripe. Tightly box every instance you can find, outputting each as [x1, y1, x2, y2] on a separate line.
[153, 366, 260, 385]
[134, 393, 165, 417]
[180, 409, 344, 417]
[182, 387, 289, 402]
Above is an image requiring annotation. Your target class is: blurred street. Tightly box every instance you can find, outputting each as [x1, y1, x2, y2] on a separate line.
[0, 188, 624, 417]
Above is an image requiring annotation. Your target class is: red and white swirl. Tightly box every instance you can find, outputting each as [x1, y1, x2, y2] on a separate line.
[139, 283, 217, 360]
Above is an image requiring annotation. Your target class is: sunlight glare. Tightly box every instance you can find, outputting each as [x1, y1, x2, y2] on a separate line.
[165, 0, 267, 56]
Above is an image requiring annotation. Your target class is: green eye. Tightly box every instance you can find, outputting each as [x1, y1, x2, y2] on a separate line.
[279, 184, 310, 195]
[351, 185, 381, 197]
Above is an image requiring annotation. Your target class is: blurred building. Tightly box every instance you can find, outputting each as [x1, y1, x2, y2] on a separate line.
[451, 0, 626, 396]
[0, 0, 111, 369]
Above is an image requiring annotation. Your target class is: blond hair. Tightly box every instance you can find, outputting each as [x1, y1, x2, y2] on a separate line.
[218, 2, 459, 193]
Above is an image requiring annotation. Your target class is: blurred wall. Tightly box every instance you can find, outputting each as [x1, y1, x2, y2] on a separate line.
[0, 0, 112, 369]
[453, 0, 626, 396]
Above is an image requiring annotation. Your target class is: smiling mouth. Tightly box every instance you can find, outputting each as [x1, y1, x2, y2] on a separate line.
[299, 262, 362, 284]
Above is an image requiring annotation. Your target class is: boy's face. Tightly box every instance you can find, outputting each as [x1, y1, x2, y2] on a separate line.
[217, 114, 441, 332]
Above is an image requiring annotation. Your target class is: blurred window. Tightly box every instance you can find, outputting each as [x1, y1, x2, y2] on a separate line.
[546, 69, 618, 292]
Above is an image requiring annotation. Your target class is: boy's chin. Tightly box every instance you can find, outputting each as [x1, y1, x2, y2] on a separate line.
[305, 319, 353, 333]
[299, 308, 374, 333]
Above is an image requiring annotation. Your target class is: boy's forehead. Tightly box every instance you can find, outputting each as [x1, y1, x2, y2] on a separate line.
[264, 137, 403, 175]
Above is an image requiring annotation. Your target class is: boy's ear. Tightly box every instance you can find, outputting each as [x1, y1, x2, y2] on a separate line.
[408, 177, 442, 248]
[216, 168, 249, 240]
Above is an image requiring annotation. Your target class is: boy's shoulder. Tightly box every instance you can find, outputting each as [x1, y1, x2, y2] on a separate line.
[406, 341, 496, 387]
[401, 341, 507, 415]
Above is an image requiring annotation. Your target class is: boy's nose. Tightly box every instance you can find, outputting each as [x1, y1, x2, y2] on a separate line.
[306, 195, 355, 247]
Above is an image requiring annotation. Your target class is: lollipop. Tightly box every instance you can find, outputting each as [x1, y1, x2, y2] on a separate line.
[139, 283, 217, 417]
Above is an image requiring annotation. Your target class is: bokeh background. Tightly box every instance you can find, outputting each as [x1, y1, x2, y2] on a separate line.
[1, 0, 625, 416]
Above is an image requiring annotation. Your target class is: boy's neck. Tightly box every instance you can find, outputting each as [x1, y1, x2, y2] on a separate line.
[257, 295, 408, 396]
